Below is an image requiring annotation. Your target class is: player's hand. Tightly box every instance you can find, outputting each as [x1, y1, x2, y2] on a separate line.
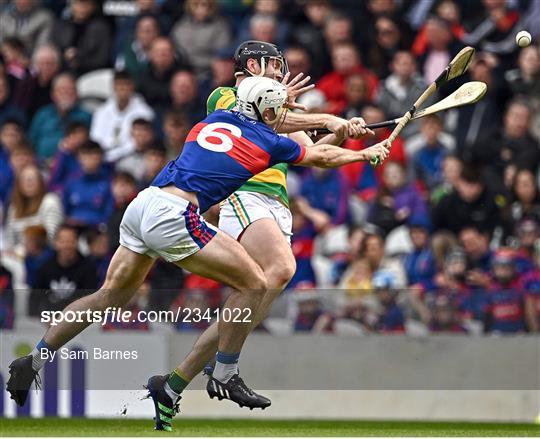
[281, 72, 315, 111]
[324, 115, 349, 138]
[363, 139, 390, 163]
[347, 117, 375, 138]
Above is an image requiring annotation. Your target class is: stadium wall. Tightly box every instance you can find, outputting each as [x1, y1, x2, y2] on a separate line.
[1, 330, 538, 422]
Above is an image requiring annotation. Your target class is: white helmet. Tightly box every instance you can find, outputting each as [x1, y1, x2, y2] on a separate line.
[236, 76, 287, 123]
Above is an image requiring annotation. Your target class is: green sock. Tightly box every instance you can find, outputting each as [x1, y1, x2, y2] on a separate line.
[165, 368, 190, 396]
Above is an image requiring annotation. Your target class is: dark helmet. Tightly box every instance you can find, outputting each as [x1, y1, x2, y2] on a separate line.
[233, 40, 288, 78]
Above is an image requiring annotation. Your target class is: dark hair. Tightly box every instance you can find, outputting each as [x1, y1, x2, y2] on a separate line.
[55, 224, 79, 239]
[163, 109, 189, 127]
[459, 166, 483, 185]
[0, 118, 23, 130]
[113, 70, 134, 82]
[113, 171, 137, 186]
[145, 141, 167, 156]
[78, 140, 103, 154]
[132, 118, 153, 129]
[65, 121, 89, 136]
[2, 37, 27, 55]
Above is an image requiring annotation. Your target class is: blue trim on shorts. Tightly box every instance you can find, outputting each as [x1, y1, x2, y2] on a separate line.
[183, 203, 217, 249]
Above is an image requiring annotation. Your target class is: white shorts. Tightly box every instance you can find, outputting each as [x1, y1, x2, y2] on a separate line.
[119, 187, 217, 262]
[219, 191, 292, 243]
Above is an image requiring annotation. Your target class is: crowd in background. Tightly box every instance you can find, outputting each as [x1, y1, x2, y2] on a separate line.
[0, 0, 539, 335]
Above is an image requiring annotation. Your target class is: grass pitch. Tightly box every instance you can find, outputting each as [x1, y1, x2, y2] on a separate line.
[0, 418, 539, 437]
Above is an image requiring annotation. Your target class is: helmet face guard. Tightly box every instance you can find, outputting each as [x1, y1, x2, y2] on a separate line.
[234, 40, 288, 80]
[249, 55, 289, 80]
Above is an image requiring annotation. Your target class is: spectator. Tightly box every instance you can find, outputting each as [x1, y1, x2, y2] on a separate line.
[300, 168, 350, 225]
[63, 141, 113, 229]
[29, 224, 98, 316]
[376, 51, 430, 138]
[0, 118, 25, 154]
[430, 153, 463, 205]
[115, 14, 161, 83]
[290, 0, 331, 80]
[367, 161, 427, 236]
[0, 119, 25, 206]
[107, 171, 137, 252]
[0, 264, 14, 329]
[48, 121, 90, 193]
[429, 294, 467, 333]
[504, 46, 540, 98]
[403, 215, 436, 289]
[484, 248, 525, 334]
[138, 142, 167, 189]
[469, 99, 540, 194]
[87, 229, 110, 286]
[161, 110, 190, 160]
[51, 0, 112, 75]
[513, 219, 538, 274]
[340, 104, 406, 200]
[0, 74, 26, 128]
[137, 37, 186, 109]
[167, 70, 205, 126]
[27, 44, 61, 118]
[116, 119, 155, 180]
[243, 13, 279, 48]
[411, 1, 464, 55]
[90, 70, 154, 163]
[463, 0, 522, 67]
[170, 0, 230, 81]
[410, 115, 453, 191]
[460, 226, 493, 274]
[416, 16, 463, 84]
[452, 53, 503, 153]
[323, 12, 354, 56]
[317, 42, 379, 115]
[372, 270, 405, 333]
[432, 166, 501, 236]
[502, 168, 540, 242]
[289, 196, 330, 289]
[523, 244, 540, 333]
[341, 73, 370, 119]
[199, 48, 235, 99]
[5, 164, 64, 257]
[284, 46, 313, 86]
[236, 0, 289, 50]
[0, 0, 53, 53]
[293, 289, 333, 333]
[338, 256, 373, 298]
[1, 37, 33, 111]
[367, 16, 407, 78]
[361, 232, 407, 288]
[23, 225, 53, 288]
[29, 73, 91, 160]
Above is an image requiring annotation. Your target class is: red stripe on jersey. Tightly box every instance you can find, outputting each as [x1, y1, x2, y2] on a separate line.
[224, 131, 270, 173]
[185, 122, 207, 143]
[185, 122, 271, 173]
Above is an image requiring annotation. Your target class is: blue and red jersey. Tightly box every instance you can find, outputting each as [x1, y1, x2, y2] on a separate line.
[484, 279, 525, 333]
[152, 110, 306, 212]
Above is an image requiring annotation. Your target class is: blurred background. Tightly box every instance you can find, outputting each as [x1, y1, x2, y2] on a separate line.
[0, 0, 539, 424]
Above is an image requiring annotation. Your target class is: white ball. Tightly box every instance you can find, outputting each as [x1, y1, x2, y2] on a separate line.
[516, 30, 532, 48]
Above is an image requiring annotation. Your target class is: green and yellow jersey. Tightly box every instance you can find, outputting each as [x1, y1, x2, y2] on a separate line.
[206, 86, 290, 207]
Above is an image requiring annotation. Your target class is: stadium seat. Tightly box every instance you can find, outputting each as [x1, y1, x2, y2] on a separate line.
[76, 69, 114, 112]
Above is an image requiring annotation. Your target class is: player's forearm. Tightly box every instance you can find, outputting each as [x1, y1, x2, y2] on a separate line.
[314, 131, 347, 147]
[277, 112, 342, 134]
[311, 144, 367, 168]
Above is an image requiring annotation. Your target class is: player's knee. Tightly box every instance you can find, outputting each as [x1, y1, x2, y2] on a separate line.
[237, 266, 268, 295]
[266, 258, 296, 290]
